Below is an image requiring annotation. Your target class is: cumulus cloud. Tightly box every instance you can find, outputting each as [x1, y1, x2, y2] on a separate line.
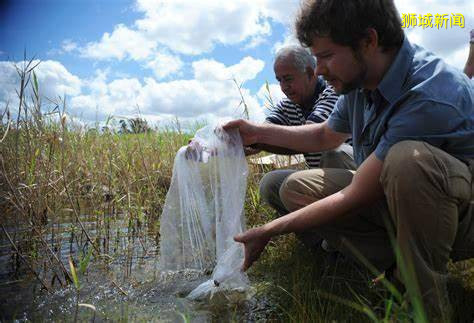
[192, 56, 265, 82]
[70, 76, 262, 122]
[35, 61, 82, 98]
[0, 61, 21, 107]
[0, 60, 82, 108]
[80, 24, 157, 60]
[134, 0, 272, 55]
[71, 77, 142, 120]
[66, 56, 266, 122]
[144, 52, 184, 79]
[444, 44, 470, 72]
[272, 33, 299, 54]
[260, 0, 299, 26]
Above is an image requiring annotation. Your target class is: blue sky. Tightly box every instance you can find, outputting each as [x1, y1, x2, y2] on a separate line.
[1, 0, 472, 127]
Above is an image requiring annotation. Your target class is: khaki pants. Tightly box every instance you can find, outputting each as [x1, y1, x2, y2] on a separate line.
[259, 143, 356, 215]
[276, 141, 474, 316]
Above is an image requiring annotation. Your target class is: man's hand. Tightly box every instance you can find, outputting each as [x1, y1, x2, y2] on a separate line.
[185, 139, 204, 161]
[185, 139, 218, 161]
[234, 226, 271, 271]
[223, 119, 261, 146]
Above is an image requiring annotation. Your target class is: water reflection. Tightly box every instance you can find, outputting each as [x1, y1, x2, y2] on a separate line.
[0, 212, 276, 321]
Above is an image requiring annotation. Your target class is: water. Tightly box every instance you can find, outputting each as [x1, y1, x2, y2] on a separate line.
[0, 213, 278, 322]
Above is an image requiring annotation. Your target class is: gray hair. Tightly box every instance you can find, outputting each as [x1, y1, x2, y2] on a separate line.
[274, 45, 316, 73]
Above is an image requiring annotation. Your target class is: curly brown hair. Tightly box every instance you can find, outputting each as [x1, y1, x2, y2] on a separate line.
[295, 0, 404, 52]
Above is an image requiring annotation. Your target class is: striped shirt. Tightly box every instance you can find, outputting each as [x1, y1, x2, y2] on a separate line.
[266, 79, 340, 168]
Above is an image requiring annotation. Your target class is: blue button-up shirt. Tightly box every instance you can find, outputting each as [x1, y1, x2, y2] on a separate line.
[328, 37, 474, 167]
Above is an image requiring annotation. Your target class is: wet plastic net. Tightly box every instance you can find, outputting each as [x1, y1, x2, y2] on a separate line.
[158, 124, 249, 299]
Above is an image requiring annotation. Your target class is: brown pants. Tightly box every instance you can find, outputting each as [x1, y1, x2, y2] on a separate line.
[278, 141, 474, 316]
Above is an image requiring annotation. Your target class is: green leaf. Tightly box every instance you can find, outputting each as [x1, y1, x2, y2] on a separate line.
[28, 148, 40, 185]
[69, 256, 80, 290]
[384, 297, 394, 322]
[79, 247, 93, 275]
[32, 71, 39, 96]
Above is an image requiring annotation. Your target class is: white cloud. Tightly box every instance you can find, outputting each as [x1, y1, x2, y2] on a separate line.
[135, 55, 266, 120]
[260, 0, 299, 26]
[81, 24, 157, 60]
[0, 60, 82, 106]
[35, 61, 82, 98]
[192, 56, 265, 82]
[144, 52, 184, 79]
[0, 62, 20, 109]
[71, 77, 142, 119]
[0, 60, 83, 122]
[243, 34, 270, 50]
[134, 0, 273, 55]
[395, 0, 473, 69]
[272, 32, 299, 54]
[444, 44, 469, 72]
[65, 56, 266, 122]
[62, 39, 78, 53]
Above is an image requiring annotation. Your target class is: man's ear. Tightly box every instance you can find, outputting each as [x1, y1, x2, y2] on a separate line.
[361, 28, 379, 53]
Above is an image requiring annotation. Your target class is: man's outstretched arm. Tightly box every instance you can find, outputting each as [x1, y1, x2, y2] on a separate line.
[235, 153, 385, 271]
[223, 119, 349, 154]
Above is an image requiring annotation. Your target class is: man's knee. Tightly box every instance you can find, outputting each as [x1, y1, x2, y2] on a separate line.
[380, 140, 433, 191]
[279, 170, 325, 212]
[279, 173, 303, 212]
[259, 172, 281, 204]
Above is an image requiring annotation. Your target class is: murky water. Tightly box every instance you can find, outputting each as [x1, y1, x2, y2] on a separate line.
[0, 213, 278, 322]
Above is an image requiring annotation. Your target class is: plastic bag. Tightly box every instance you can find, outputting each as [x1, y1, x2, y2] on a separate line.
[158, 124, 249, 299]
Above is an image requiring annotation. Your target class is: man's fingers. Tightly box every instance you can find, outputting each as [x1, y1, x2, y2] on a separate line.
[234, 233, 244, 243]
[242, 247, 253, 271]
[235, 232, 252, 271]
[222, 119, 242, 131]
[241, 259, 250, 272]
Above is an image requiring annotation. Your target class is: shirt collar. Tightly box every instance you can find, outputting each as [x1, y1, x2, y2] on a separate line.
[377, 36, 415, 104]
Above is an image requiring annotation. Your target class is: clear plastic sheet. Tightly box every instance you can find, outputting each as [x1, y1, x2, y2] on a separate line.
[158, 124, 249, 299]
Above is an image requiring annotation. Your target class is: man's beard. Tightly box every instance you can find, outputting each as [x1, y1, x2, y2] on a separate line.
[339, 50, 368, 94]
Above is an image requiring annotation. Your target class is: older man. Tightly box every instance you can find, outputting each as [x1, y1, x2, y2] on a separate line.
[254, 45, 354, 219]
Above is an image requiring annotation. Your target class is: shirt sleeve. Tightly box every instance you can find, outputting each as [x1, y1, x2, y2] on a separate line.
[307, 86, 339, 123]
[327, 95, 351, 133]
[266, 100, 291, 125]
[374, 100, 464, 161]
